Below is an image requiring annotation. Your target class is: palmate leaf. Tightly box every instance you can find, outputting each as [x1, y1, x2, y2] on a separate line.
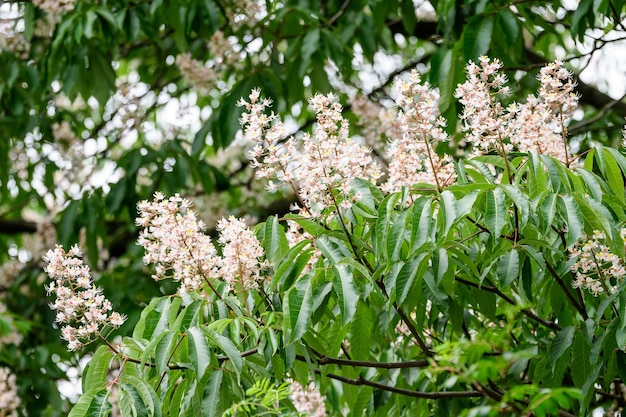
[496, 248, 520, 288]
[284, 273, 314, 343]
[201, 369, 223, 417]
[82, 345, 115, 393]
[574, 194, 614, 240]
[133, 297, 172, 340]
[202, 327, 243, 379]
[262, 215, 290, 267]
[558, 195, 583, 246]
[485, 188, 506, 238]
[187, 326, 211, 380]
[550, 326, 576, 371]
[571, 332, 592, 388]
[439, 190, 457, 237]
[68, 389, 111, 417]
[332, 263, 359, 325]
[119, 375, 162, 417]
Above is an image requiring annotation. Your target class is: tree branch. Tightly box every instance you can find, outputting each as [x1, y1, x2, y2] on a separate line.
[314, 369, 482, 399]
[296, 353, 429, 369]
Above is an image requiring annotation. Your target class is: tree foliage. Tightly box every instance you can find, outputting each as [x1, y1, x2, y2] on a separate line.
[2, 0, 626, 416]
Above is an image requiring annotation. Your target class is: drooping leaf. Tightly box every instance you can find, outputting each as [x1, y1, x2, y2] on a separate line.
[284, 273, 314, 343]
[485, 188, 507, 238]
[332, 263, 359, 325]
[187, 326, 211, 380]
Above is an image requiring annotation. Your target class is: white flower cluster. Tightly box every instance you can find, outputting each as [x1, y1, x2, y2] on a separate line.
[136, 193, 221, 294]
[240, 90, 381, 217]
[568, 230, 626, 296]
[455, 56, 511, 156]
[289, 380, 326, 417]
[32, 0, 74, 15]
[455, 56, 577, 163]
[44, 245, 126, 351]
[384, 69, 456, 192]
[217, 216, 266, 290]
[0, 368, 20, 417]
[350, 94, 402, 148]
[176, 31, 238, 92]
[136, 193, 266, 294]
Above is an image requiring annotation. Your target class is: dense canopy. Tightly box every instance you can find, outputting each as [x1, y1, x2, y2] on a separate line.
[2, 0, 626, 416]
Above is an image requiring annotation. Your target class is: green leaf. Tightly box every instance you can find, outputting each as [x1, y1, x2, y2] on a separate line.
[82, 345, 115, 393]
[350, 301, 372, 360]
[571, 332, 592, 388]
[497, 248, 520, 288]
[69, 389, 111, 417]
[203, 327, 243, 378]
[300, 28, 321, 76]
[262, 215, 290, 267]
[574, 194, 614, 240]
[439, 190, 458, 237]
[174, 299, 204, 331]
[121, 375, 162, 417]
[155, 330, 177, 375]
[396, 253, 427, 306]
[558, 195, 583, 246]
[284, 274, 314, 343]
[273, 240, 313, 291]
[187, 327, 211, 380]
[501, 185, 529, 226]
[485, 188, 506, 238]
[463, 15, 493, 60]
[386, 209, 409, 261]
[575, 168, 604, 201]
[332, 264, 359, 325]
[497, 9, 519, 44]
[550, 326, 576, 370]
[201, 370, 223, 417]
[133, 297, 172, 340]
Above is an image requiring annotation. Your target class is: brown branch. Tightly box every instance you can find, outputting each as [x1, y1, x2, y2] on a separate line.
[296, 354, 429, 369]
[0, 218, 38, 234]
[315, 369, 482, 399]
[455, 276, 561, 330]
[543, 255, 589, 320]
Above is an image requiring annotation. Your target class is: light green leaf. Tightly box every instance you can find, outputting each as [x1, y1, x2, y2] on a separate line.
[497, 248, 519, 288]
[574, 194, 614, 240]
[263, 216, 290, 267]
[69, 389, 111, 417]
[558, 195, 583, 246]
[396, 253, 427, 306]
[485, 188, 506, 238]
[501, 185, 529, 226]
[284, 274, 314, 343]
[332, 264, 359, 325]
[439, 190, 457, 237]
[201, 370, 223, 417]
[82, 345, 114, 393]
[187, 327, 211, 380]
[203, 327, 243, 379]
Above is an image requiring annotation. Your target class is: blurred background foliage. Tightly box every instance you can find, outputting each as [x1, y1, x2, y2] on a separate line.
[1, 0, 626, 414]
